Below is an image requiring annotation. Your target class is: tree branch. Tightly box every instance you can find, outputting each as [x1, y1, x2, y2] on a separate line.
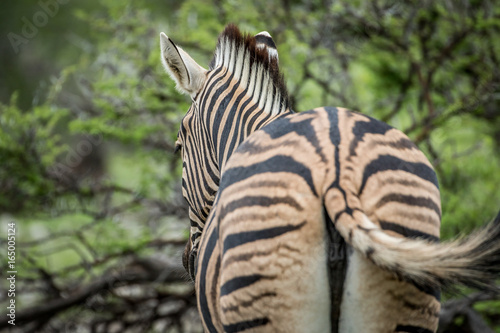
[0, 257, 188, 329]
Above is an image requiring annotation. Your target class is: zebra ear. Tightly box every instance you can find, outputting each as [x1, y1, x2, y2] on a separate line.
[160, 32, 207, 97]
[255, 31, 279, 63]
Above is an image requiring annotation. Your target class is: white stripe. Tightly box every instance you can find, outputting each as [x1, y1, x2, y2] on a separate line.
[228, 41, 236, 73]
[212, 38, 285, 114]
[247, 61, 257, 97]
[240, 49, 250, 86]
[259, 71, 269, 110]
[233, 45, 244, 80]
[254, 63, 264, 106]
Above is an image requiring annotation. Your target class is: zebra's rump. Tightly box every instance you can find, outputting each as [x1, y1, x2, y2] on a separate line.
[222, 106, 441, 241]
[194, 106, 442, 332]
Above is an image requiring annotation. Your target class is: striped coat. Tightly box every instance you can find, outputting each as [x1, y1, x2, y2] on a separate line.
[160, 24, 500, 333]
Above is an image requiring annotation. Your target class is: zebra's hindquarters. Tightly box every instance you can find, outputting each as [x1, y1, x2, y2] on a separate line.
[216, 160, 331, 332]
[339, 246, 441, 333]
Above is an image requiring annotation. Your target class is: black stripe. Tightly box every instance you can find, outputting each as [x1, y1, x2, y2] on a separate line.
[198, 227, 219, 332]
[262, 113, 327, 162]
[324, 206, 347, 333]
[184, 117, 206, 195]
[379, 220, 439, 242]
[223, 221, 306, 252]
[183, 140, 213, 218]
[213, 82, 239, 164]
[324, 107, 340, 145]
[244, 104, 260, 137]
[380, 177, 431, 189]
[201, 133, 220, 186]
[376, 193, 441, 218]
[255, 34, 277, 49]
[202, 64, 225, 98]
[359, 155, 439, 196]
[220, 274, 264, 297]
[220, 155, 317, 197]
[208, 70, 234, 138]
[222, 291, 277, 313]
[199, 65, 226, 115]
[235, 137, 296, 155]
[210, 255, 221, 318]
[395, 324, 434, 333]
[253, 67, 266, 105]
[349, 114, 392, 157]
[412, 280, 441, 301]
[218, 82, 245, 166]
[233, 97, 253, 145]
[333, 207, 363, 222]
[254, 110, 274, 133]
[186, 144, 217, 210]
[181, 174, 195, 211]
[244, 74, 268, 135]
[379, 138, 417, 150]
[324, 107, 354, 216]
[227, 94, 255, 162]
[238, 61, 266, 138]
[183, 118, 218, 214]
[221, 195, 303, 219]
[267, 84, 277, 113]
[223, 317, 270, 333]
[190, 231, 202, 242]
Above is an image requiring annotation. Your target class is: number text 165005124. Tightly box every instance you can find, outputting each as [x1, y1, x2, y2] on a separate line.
[6, 221, 17, 326]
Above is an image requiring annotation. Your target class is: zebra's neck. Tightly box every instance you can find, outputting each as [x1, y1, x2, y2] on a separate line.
[202, 69, 293, 172]
[209, 25, 290, 117]
[204, 26, 293, 171]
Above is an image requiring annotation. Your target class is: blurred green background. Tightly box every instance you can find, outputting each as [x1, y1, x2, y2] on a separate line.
[0, 0, 499, 332]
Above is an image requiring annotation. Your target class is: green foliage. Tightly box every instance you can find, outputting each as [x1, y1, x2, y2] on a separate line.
[0, 94, 68, 212]
[436, 115, 500, 237]
[474, 300, 500, 332]
[1, 0, 499, 330]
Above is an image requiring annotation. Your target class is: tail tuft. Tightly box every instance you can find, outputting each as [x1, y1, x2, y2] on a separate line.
[336, 210, 500, 291]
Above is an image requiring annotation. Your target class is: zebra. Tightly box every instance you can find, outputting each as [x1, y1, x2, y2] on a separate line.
[159, 24, 500, 333]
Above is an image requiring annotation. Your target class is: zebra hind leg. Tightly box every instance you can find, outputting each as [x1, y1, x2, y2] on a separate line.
[217, 195, 332, 332]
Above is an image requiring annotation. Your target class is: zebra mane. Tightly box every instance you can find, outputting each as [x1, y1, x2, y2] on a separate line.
[209, 24, 290, 115]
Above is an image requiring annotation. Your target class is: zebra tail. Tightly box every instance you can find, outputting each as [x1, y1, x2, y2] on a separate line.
[334, 210, 500, 291]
